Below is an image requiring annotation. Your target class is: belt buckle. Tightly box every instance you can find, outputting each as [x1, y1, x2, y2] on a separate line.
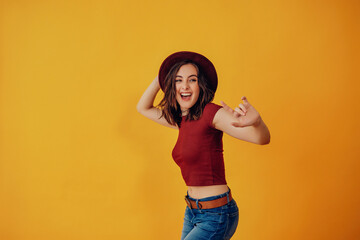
[185, 196, 192, 209]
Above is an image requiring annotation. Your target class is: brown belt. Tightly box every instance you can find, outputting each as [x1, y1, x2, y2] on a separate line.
[185, 191, 232, 210]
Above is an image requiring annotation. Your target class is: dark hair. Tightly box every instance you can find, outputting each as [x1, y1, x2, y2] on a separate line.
[158, 60, 215, 127]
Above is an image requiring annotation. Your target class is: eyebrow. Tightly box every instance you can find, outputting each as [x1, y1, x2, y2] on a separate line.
[175, 74, 198, 78]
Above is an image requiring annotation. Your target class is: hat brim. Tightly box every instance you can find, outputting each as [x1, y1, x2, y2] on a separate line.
[158, 51, 218, 92]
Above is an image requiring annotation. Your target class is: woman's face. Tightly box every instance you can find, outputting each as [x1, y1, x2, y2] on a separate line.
[175, 63, 200, 115]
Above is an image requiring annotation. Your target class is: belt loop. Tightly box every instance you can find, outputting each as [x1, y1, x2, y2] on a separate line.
[226, 187, 230, 203]
[185, 195, 192, 209]
[196, 199, 203, 212]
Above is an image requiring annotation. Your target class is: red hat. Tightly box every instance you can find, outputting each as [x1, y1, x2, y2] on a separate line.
[158, 51, 218, 92]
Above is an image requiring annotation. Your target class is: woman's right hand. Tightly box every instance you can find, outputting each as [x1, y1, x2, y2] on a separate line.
[136, 75, 178, 129]
[153, 75, 160, 88]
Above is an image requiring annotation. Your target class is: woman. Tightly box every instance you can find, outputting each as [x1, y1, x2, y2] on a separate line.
[137, 51, 270, 240]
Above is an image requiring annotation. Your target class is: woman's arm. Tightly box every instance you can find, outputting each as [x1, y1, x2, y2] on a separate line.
[213, 96, 270, 145]
[136, 76, 178, 129]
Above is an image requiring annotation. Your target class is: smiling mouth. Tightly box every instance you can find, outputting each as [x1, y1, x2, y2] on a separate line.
[180, 93, 192, 100]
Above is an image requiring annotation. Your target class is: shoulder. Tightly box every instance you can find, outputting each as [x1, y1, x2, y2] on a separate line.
[203, 102, 223, 127]
[204, 102, 222, 113]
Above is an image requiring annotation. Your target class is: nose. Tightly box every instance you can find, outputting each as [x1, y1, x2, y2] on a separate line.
[181, 81, 190, 90]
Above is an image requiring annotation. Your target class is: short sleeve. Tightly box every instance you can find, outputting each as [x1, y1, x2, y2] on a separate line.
[203, 103, 222, 128]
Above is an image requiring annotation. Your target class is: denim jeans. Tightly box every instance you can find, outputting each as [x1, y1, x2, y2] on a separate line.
[181, 189, 239, 240]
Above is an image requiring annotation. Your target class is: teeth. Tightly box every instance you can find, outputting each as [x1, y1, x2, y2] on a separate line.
[181, 93, 191, 96]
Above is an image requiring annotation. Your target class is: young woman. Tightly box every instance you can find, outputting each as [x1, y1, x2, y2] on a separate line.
[137, 51, 270, 240]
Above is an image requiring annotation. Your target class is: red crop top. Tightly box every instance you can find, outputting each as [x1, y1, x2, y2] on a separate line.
[172, 103, 227, 186]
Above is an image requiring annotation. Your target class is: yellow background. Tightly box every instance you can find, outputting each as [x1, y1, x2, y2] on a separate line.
[1, 0, 359, 239]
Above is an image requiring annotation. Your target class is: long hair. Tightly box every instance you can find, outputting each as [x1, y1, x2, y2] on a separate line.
[158, 60, 215, 127]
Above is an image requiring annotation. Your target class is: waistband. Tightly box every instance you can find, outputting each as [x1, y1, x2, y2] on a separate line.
[185, 188, 232, 210]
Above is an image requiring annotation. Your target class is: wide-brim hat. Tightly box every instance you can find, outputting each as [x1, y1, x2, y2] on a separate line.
[158, 51, 218, 92]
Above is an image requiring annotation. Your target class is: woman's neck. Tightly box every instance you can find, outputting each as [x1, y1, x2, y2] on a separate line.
[181, 109, 189, 116]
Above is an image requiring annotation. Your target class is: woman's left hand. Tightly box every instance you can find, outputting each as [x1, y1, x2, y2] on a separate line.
[220, 96, 261, 127]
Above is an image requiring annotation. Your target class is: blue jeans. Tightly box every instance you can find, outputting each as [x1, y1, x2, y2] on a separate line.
[181, 189, 239, 240]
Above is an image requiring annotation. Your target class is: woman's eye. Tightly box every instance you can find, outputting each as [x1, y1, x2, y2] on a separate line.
[190, 79, 197, 82]
[175, 79, 181, 82]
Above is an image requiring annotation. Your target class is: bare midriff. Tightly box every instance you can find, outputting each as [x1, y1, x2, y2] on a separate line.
[187, 184, 229, 199]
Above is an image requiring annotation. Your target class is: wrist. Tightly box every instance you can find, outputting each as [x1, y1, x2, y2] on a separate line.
[253, 116, 262, 127]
